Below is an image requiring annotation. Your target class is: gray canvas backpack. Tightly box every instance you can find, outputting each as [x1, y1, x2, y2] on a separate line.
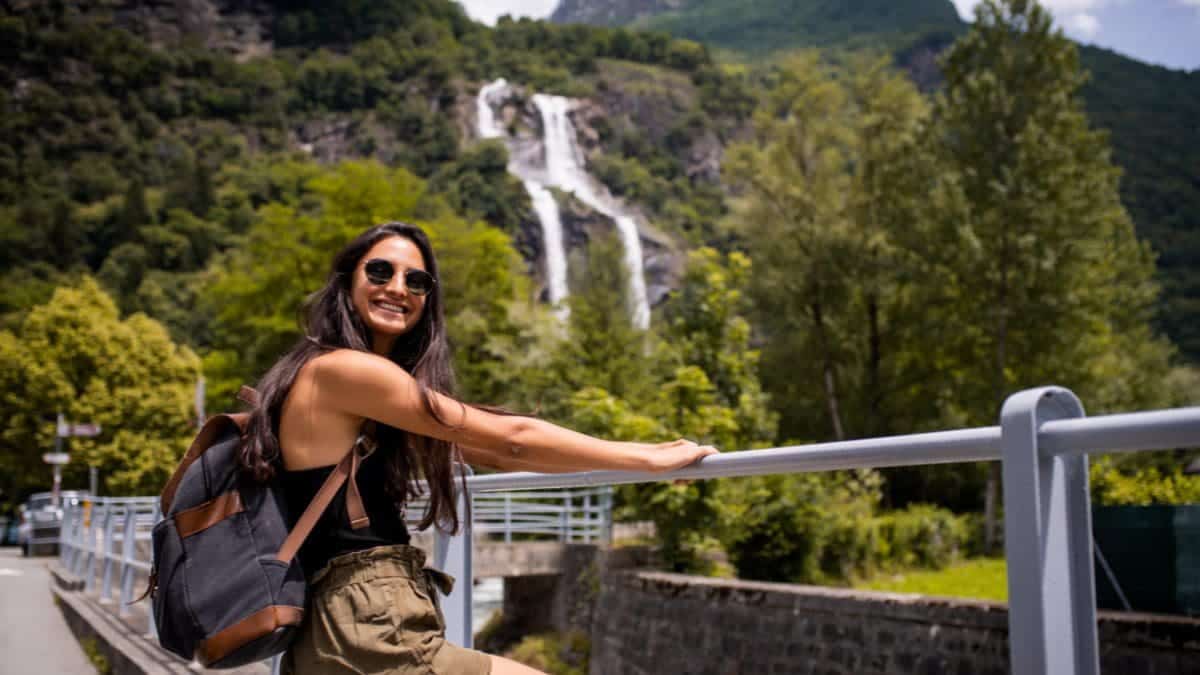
[147, 387, 377, 668]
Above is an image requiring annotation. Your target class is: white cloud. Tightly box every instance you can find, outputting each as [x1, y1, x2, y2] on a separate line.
[1065, 11, 1101, 37]
[455, 0, 559, 25]
[951, 0, 1108, 40]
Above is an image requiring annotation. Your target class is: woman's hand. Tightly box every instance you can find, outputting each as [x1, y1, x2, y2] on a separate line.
[640, 438, 719, 473]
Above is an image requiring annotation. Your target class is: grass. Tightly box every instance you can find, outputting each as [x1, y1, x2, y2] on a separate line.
[855, 557, 1009, 602]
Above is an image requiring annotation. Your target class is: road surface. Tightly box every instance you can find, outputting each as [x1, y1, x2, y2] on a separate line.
[0, 547, 95, 674]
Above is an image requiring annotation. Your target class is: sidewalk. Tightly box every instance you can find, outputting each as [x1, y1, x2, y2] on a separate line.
[0, 547, 96, 674]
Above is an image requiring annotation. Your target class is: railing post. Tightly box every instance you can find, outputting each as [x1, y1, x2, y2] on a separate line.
[560, 494, 569, 541]
[434, 465, 473, 648]
[504, 493, 512, 544]
[101, 501, 118, 603]
[84, 502, 104, 593]
[583, 491, 593, 543]
[603, 487, 614, 544]
[119, 505, 138, 617]
[1001, 387, 1098, 675]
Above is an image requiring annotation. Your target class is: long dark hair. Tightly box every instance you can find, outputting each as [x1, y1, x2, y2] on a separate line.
[238, 221, 527, 534]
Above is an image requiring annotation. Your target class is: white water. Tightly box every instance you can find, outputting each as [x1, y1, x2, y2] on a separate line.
[476, 79, 651, 329]
[477, 79, 569, 320]
[532, 93, 651, 330]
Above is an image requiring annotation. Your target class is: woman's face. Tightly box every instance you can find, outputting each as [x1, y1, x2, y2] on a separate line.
[351, 235, 430, 353]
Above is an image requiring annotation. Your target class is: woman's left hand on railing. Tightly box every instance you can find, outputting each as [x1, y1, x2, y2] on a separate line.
[636, 439, 719, 473]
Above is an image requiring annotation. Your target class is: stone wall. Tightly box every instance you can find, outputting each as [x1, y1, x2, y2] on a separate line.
[588, 571, 1200, 675]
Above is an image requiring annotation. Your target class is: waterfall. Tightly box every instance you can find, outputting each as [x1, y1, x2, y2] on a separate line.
[476, 79, 651, 330]
[477, 79, 570, 320]
[532, 94, 651, 330]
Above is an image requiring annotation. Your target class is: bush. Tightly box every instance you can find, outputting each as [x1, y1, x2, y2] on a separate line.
[1091, 456, 1200, 506]
[505, 631, 590, 675]
[715, 473, 970, 584]
[874, 504, 970, 569]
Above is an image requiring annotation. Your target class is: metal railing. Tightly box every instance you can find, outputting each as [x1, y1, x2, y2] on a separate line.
[52, 386, 1200, 675]
[55, 485, 614, 637]
[428, 386, 1200, 675]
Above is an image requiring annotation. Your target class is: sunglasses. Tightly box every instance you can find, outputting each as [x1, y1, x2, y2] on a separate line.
[362, 258, 436, 296]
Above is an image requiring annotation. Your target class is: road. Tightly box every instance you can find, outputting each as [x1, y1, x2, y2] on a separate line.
[0, 547, 95, 674]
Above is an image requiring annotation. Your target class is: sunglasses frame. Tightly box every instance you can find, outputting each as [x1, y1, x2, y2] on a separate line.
[362, 258, 437, 296]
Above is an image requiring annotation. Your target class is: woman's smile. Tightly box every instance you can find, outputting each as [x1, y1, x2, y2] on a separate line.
[352, 236, 430, 353]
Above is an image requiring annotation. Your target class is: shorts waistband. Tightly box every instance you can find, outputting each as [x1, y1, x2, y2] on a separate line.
[309, 544, 454, 595]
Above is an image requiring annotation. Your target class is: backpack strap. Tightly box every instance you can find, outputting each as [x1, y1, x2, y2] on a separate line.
[276, 430, 377, 564]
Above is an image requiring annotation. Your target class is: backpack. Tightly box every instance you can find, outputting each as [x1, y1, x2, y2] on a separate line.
[147, 386, 377, 668]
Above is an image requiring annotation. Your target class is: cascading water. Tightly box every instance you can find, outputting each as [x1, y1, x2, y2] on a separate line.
[478, 79, 569, 320]
[476, 79, 651, 330]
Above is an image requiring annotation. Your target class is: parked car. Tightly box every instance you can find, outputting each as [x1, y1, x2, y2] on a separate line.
[17, 490, 90, 556]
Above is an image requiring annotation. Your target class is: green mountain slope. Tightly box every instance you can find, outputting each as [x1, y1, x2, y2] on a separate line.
[553, 0, 1200, 360]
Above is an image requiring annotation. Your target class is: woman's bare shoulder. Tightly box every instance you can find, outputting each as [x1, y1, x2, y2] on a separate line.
[307, 349, 402, 382]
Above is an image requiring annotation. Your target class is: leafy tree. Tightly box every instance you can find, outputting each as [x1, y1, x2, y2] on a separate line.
[930, 0, 1175, 549]
[0, 278, 199, 498]
[723, 51, 860, 442]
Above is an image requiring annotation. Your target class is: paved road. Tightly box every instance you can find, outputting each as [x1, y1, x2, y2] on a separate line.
[0, 547, 95, 675]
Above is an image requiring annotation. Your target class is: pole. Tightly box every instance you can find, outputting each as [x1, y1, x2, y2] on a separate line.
[52, 412, 64, 508]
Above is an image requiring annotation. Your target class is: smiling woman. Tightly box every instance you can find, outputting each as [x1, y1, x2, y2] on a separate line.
[233, 221, 717, 675]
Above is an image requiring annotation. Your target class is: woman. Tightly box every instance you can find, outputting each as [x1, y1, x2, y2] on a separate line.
[239, 221, 718, 675]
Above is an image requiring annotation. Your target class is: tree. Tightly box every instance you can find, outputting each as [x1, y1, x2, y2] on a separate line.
[931, 0, 1174, 549]
[0, 278, 200, 498]
[723, 51, 857, 442]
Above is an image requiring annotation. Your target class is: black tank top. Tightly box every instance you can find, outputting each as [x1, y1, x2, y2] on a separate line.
[279, 448, 410, 580]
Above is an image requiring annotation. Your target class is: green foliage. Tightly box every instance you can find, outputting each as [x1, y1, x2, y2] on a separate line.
[0, 278, 199, 497]
[715, 472, 970, 584]
[505, 631, 590, 675]
[1091, 457, 1200, 506]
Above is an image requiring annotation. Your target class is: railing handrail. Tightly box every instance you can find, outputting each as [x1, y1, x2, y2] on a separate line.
[50, 392, 1200, 675]
[464, 406, 1200, 491]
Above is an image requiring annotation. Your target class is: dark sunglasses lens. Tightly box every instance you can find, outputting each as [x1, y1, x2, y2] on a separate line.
[405, 269, 435, 295]
[364, 259, 394, 285]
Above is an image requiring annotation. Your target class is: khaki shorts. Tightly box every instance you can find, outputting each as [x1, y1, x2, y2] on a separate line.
[282, 544, 492, 675]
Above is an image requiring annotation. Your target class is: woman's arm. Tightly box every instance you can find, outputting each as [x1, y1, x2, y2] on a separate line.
[314, 349, 717, 473]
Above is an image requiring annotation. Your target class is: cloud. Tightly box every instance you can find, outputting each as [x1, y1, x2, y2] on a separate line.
[951, 0, 1107, 40]
[455, 0, 558, 25]
[1065, 11, 1101, 37]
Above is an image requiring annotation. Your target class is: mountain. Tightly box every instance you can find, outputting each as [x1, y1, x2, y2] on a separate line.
[551, 0, 1200, 360]
[555, 0, 963, 57]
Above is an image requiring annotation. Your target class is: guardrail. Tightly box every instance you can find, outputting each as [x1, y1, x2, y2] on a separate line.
[429, 386, 1200, 675]
[55, 486, 614, 635]
[53, 386, 1200, 675]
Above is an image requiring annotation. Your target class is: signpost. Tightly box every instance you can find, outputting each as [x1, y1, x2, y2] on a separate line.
[45, 412, 101, 506]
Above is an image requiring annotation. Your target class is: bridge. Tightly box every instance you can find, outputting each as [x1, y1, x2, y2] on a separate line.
[22, 386, 1200, 673]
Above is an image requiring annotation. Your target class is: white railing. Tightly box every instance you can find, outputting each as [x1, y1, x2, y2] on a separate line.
[55, 486, 614, 635]
[54, 386, 1200, 675]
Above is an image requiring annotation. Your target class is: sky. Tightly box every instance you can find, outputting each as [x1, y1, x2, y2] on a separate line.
[456, 0, 1200, 71]
[950, 0, 1200, 71]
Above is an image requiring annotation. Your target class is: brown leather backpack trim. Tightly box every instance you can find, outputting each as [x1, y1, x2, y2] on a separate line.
[195, 604, 304, 666]
[175, 490, 244, 538]
[160, 413, 250, 515]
